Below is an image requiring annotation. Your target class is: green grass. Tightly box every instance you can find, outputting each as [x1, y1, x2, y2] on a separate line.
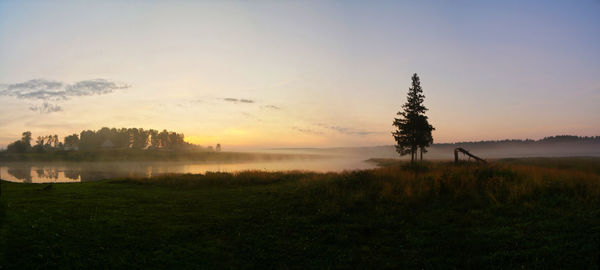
[1, 158, 599, 269]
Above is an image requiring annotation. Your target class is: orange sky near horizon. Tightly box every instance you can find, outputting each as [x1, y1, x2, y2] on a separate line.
[0, 1, 598, 150]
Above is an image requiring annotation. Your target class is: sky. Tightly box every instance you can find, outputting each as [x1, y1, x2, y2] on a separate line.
[1, 0, 599, 150]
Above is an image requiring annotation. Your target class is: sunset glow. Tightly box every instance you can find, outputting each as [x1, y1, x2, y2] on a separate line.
[1, 1, 598, 149]
[2, 2, 600, 268]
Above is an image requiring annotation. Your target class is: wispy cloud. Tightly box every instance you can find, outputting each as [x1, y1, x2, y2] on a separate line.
[64, 79, 129, 96]
[292, 126, 324, 135]
[317, 123, 383, 136]
[222, 98, 254, 104]
[29, 102, 62, 114]
[263, 105, 281, 110]
[0, 78, 130, 101]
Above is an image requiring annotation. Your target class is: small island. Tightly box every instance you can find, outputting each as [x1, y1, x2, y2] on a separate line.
[0, 128, 314, 162]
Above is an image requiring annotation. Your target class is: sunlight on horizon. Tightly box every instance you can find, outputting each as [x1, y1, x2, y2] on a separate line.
[0, 1, 598, 148]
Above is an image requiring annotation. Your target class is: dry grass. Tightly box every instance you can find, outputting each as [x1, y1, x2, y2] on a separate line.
[295, 161, 600, 214]
[2, 158, 599, 268]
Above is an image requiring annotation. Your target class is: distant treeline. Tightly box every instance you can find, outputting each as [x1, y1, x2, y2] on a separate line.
[4, 128, 213, 153]
[268, 135, 600, 160]
[435, 135, 600, 146]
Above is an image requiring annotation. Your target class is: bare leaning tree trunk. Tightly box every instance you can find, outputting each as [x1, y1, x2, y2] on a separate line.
[454, 148, 486, 164]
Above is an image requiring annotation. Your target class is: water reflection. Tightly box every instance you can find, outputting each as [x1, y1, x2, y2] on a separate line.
[7, 167, 33, 183]
[65, 168, 81, 180]
[36, 168, 60, 180]
[0, 157, 376, 183]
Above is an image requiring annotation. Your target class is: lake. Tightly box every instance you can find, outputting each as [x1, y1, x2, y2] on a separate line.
[0, 156, 377, 183]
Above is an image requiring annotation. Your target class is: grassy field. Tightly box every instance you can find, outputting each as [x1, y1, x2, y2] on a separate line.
[1, 158, 599, 268]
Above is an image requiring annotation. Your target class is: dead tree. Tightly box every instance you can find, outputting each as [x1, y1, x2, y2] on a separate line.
[454, 147, 486, 164]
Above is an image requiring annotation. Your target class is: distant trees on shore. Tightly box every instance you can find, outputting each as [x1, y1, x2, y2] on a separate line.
[434, 135, 600, 146]
[6, 132, 32, 153]
[4, 127, 209, 153]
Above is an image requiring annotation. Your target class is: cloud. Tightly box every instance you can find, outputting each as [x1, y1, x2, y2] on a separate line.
[0, 78, 130, 101]
[292, 123, 378, 136]
[65, 79, 129, 96]
[29, 102, 62, 114]
[263, 105, 281, 110]
[6, 79, 63, 91]
[292, 126, 324, 135]
[317, 123, 383, 136]
[1, 79, 65, 100]
[222, 98, 255, 104]
[219, 98, 282, 112]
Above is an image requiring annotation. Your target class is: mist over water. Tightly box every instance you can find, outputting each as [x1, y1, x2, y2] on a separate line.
[1, 141, 598, 183]
[281, 141, 600, 160]
[0, 156, 376, 183]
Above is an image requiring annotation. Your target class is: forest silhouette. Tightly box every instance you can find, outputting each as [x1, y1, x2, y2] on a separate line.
[5, 127, 205, 153]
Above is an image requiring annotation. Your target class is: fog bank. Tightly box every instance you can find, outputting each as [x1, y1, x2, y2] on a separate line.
[267, 141, 600, 160]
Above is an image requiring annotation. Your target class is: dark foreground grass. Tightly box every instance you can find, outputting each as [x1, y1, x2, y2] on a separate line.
[1, 159, 599, 269]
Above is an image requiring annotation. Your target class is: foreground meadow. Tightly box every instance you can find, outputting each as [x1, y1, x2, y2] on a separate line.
[1, 158, 599, 268]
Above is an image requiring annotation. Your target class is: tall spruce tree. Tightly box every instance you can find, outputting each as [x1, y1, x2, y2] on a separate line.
[416, 114, 434, 161]
[392, 73, 435, 162]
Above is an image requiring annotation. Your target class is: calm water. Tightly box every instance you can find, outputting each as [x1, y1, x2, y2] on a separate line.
[0, 157, 376, 183]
